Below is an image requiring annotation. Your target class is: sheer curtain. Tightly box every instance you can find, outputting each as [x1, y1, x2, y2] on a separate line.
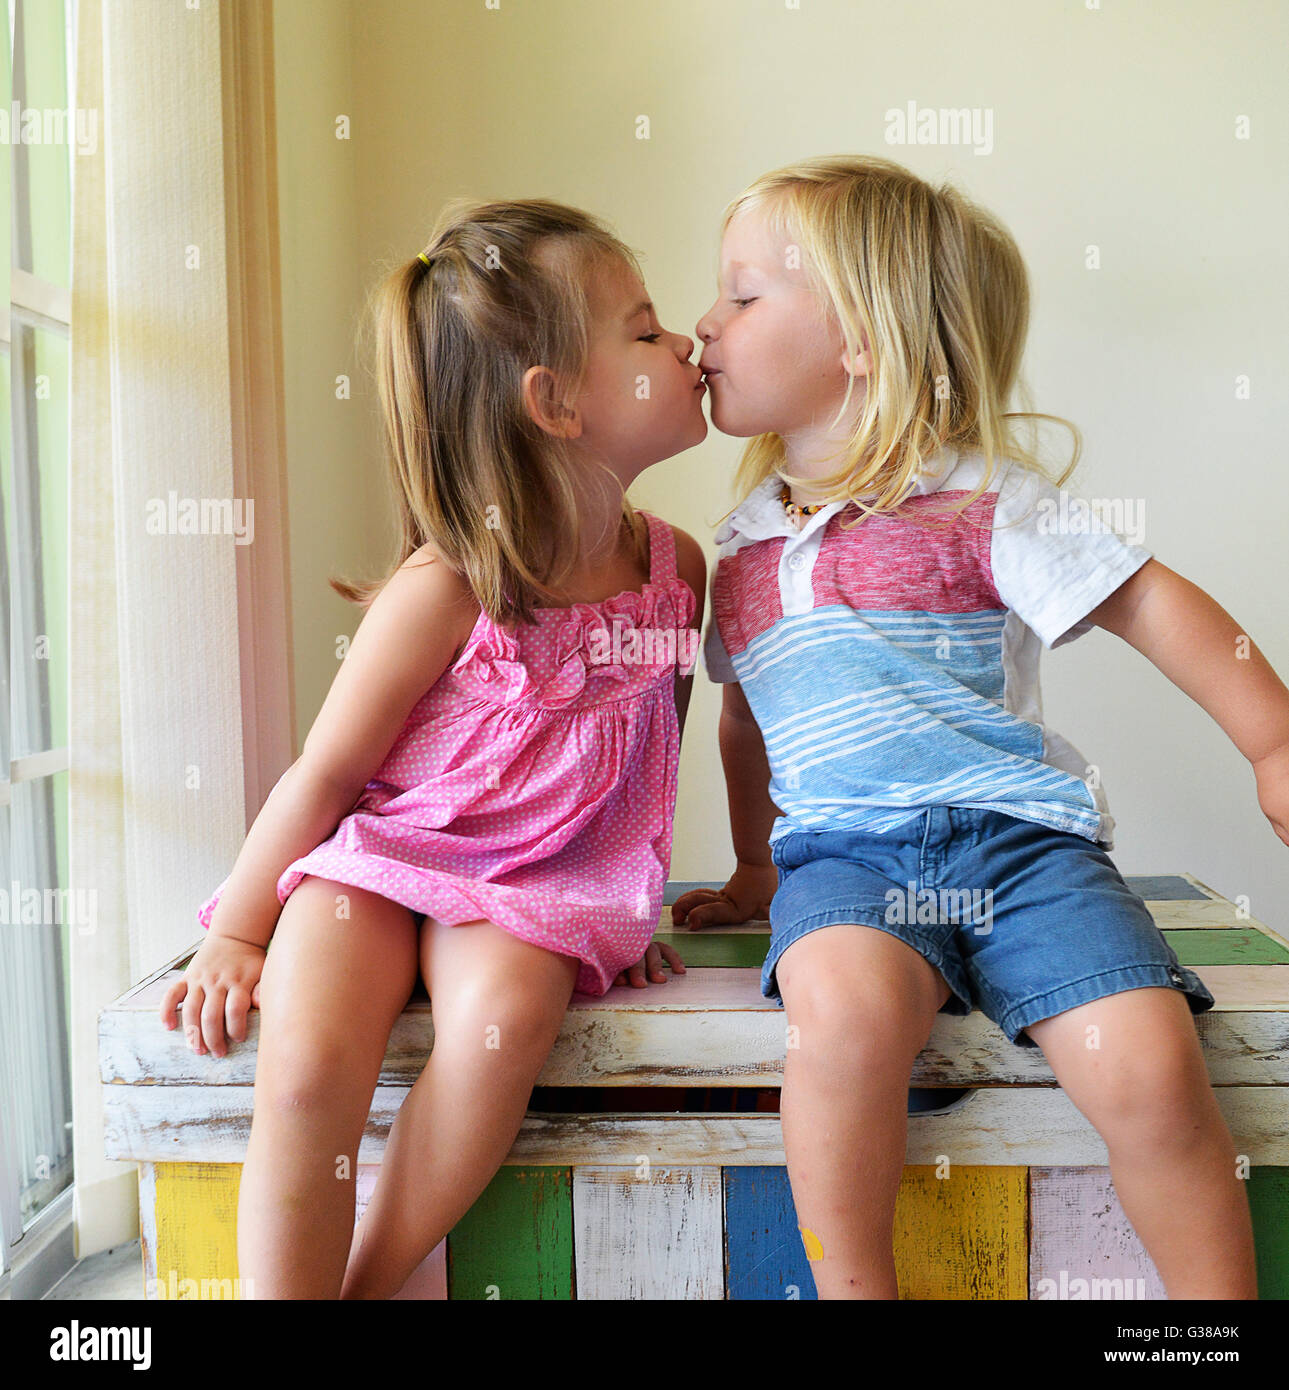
[63, 0, 290, 1261]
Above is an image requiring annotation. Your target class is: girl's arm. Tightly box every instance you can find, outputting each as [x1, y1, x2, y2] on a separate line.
[205, 548, 481, 949]
[672, 679, 781, 927]
[1088, 558, 1289, 845]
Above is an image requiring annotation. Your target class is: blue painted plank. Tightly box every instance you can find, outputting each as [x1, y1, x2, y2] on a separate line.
[662, 880, 729, 903]
[1122, 875, 1208, 901]
[724, 1166, 817, 1301]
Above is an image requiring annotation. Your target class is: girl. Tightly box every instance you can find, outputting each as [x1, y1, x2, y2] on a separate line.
[160, 197, 708, 1299]
[675, 155, 1289, 1299]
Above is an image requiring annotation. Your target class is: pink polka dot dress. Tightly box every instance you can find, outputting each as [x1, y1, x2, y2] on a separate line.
[196, 510, 697, 996]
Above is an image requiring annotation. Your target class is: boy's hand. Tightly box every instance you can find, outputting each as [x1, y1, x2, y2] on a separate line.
[1254, 743, 1289, 847]
[671, 862, 778, 929]
[613, 939, 686, 988]
[159, 935, 267, 1059]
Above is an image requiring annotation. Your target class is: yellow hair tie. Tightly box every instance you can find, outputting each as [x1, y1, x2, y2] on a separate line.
[417, 252, 431, 267]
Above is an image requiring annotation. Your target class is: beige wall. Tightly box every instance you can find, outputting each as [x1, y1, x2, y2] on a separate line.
[274, 0, 1289, 929]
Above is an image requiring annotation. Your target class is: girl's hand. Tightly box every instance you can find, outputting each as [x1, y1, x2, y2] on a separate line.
[671, 862, 778, 930]
[612, 940, 686, 989]
[1254, 743, 1289, 847]
[159, 936, 267, 1059]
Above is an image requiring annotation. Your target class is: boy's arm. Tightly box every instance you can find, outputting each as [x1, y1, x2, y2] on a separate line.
[721, 681, 782, 876]
[1087, 558, 1289, 844]
[672, 680, 781, 927]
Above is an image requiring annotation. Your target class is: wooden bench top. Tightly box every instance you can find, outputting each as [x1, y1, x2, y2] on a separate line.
[101, 873, 1289, 1091]
[98, 874, 1289, 1168]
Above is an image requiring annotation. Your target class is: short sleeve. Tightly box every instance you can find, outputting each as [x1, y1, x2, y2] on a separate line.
[702, 616, 739, 683]
[989, 464, 1154, 650]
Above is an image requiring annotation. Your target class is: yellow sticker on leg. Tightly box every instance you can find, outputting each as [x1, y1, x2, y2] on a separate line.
[799, 1226, 824, 1261]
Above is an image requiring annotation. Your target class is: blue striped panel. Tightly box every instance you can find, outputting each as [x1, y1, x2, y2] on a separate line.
[731, 607, 1102, 842]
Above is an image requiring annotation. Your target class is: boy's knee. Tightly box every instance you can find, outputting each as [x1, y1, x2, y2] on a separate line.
[1048, 1036, 1216, 1143]
[778, 926, 948, 1032]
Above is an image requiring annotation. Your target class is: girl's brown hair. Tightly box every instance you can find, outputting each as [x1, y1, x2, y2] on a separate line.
[331, 197, 650, 625]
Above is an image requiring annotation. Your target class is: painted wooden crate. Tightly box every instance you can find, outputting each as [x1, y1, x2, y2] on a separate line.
[100, 874, 1289, 1299]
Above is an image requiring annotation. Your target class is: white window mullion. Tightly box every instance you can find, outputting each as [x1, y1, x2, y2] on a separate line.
[11, 269, 71, 329]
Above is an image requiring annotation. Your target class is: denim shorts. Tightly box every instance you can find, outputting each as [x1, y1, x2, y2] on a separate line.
[763, 807, 1215, 1048]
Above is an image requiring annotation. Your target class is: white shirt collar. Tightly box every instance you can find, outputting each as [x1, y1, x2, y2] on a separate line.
[714, 445, 961, 545]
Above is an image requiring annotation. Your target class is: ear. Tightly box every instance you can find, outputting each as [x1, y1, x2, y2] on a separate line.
[839, 318, 873, 375]
[840, 333, 872, 379]
[521, 365, 582, 439]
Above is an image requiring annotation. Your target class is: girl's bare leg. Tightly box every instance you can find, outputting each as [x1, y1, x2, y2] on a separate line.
[777, 925, 951, 1299]
[1026, 988, 1258, 1299]
[236, 876, 419, 1299]
[339, 917, 580, 1299]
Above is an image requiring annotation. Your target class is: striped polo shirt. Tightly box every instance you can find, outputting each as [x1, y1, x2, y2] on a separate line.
[702, 446, 1153, 850]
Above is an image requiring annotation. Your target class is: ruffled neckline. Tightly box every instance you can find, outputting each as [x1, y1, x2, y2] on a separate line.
[449, 574, 696, 709]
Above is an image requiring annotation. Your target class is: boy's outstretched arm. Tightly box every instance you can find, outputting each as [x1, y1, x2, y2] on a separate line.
[1088, 559, 1289, 845]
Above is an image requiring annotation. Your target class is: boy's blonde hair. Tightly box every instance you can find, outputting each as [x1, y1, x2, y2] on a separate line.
[721, 155, 1079, 527]
[332, 197, 650, 625]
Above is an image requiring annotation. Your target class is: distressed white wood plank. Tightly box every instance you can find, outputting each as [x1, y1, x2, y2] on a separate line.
[1148, 901, 1268, 929]
[1029, 1167, 1165, 1301]
[104, 1086, 1289, 1167]
[138, 1162, 158, 1298]
[354, 1164, 446, 1300]
[573, 1167, 723, 1299]
[1172, 874, 1283, 939]
[99, 981, 1289, 1088]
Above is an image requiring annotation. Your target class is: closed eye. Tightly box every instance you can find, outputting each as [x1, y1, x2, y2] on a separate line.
[731, 298, 756, 309]
[639, 333, 661, 342]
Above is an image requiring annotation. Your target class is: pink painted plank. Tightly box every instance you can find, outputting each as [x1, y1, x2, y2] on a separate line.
[1196, 965, 1289, 1009]
[568, 967, 776, 1011]
[1029, 1167, 1165, 1301]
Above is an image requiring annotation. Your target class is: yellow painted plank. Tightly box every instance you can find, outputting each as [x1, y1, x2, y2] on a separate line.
[893, 1165, 1028, 1300]
[151, 1162, 241, 1299]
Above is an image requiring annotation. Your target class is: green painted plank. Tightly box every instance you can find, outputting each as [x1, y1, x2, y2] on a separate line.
[652, 931, 769, 968]
[665, 876, 1213, 904]
[1249, 1168, 1289, 1300]
[447, 1167, 573, 1300]
[656, 925, 1289, 967]
[1162, 930, 1289, 966]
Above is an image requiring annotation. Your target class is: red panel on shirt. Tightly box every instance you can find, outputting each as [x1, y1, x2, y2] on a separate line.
[819, 493, 1003, 612]
[714, 492, 1004, 659]
[712, 537, 787, 660]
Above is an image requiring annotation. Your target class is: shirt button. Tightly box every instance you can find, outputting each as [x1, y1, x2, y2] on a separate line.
[787, 553, 806, 572]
